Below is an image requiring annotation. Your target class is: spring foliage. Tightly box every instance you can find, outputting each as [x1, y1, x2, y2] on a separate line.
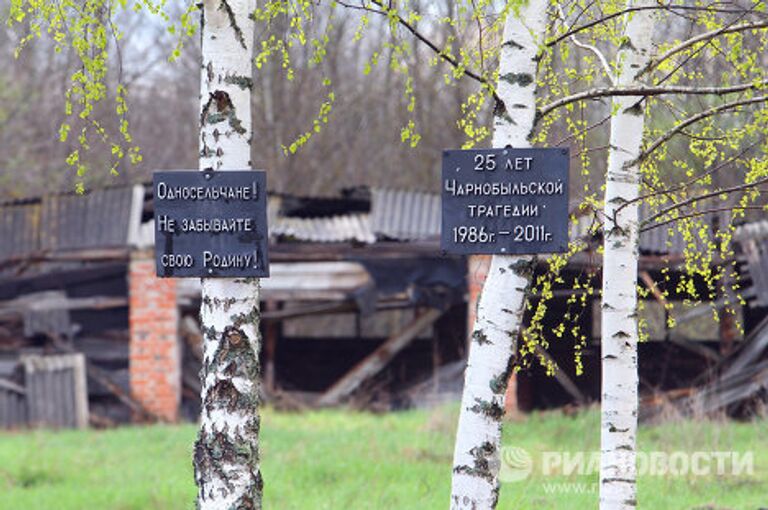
[7, 0, 768, 369]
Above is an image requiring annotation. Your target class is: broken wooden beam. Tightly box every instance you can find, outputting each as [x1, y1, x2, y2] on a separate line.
[317, 308, 443, 406]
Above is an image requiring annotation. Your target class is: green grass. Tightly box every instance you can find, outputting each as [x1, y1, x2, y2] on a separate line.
[0, 407, 765, 509]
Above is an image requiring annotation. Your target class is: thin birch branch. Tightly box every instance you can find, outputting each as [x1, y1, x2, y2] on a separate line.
[633, 95, 768, 164]
[336, 0, 490, 87]
[639, 20, 768, 77]
[640, 206, 766, 232]
[539, 82, 765, 119]
[618, 143, 760, 216]
[643, 176, 768, 226]
[555, 3, 615, 85]
[546, 3, 766, 47]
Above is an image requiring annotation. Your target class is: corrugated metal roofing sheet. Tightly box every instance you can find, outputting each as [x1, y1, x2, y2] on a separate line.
[271, 214, 375, 243]
[0, 203, 41, 259]
[736, 220, 768, 307]
[370, 188, 440, 241]
[0, 187, 138, 260]
[40, 187, 135, 251]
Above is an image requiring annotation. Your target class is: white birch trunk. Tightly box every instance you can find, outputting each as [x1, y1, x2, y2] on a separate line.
[450, 2, 548, 508]
[599, 2, 656, 509]
[194, 0, 262, 508]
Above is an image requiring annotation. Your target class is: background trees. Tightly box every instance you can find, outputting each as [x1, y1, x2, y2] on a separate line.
[3, 0, 767, 508]
[0, 0, 481, 198]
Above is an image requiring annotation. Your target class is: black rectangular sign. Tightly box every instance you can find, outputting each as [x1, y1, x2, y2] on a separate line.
[154, 170, 269, 278]
[442, 148, 569, 255]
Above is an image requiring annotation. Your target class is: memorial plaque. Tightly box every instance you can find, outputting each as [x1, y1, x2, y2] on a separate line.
[442, 148, 569, 255]
[153, 170, 269, 278]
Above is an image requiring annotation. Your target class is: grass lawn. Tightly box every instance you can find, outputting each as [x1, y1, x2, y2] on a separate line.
[0, 406, 765, 509]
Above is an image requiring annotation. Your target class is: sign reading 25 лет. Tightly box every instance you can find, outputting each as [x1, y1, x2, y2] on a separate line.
[441, 148, 569, 255]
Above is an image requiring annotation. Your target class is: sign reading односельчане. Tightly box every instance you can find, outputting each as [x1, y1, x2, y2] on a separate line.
[153, 170, 269, 278]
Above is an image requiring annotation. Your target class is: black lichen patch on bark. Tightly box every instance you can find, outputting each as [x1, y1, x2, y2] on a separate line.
[608, 423, 630, 433]
[624, 101, 644, 116]
[195, 321, 263, 508]
[469, 397, 505, 420]
[209, 326, 261, 381]
[218, 0, 247, 50]
[224, 74, 254, 90]
[500, 72, 534, 88]
[202, 325, 219, 344]
[508, 258, 536, 278]
[453, 441, 497, 483]
[201, 90, 247, 135]
[493, 98, 516, 125]
[205, 378, 260, 414]
[194, 425, 263, 510]
[607, 224, 626, 238]
[472, 330, 492, 346]
[230, 306, 260, 330]
[489, 354, 516, 395]
[503, 39, 524, 50]
[608, 196, 628, 204]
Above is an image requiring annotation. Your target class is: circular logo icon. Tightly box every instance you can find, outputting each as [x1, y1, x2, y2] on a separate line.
[499, 446, 533, 482]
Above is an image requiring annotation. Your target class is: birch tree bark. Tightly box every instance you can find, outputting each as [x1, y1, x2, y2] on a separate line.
[599, 2, 656, 509]
[450, 2, 548, 508]
[193, 0, 263, 508]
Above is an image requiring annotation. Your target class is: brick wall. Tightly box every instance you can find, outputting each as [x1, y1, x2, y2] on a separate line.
[466, 255, 518, 414]
[129, 250, 180, 422]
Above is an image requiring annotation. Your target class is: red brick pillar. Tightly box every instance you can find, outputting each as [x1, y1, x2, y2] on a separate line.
[129, 250, 180, 422]
[467, 255, 519, 415]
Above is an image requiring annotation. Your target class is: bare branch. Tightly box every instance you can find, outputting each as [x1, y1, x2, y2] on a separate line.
[643, 175, 768, 226]
[617, 143, 760, 216]
[538, 82, 765, 119]
[554, 114, 612, 146]
[633, 95, 768, 164]
[546, 2, 767, 48]
[336, 0, 490, 87]
[555, 3, 615, 85]
[640, 206, 766, 233]
[639, 21, 768, 78]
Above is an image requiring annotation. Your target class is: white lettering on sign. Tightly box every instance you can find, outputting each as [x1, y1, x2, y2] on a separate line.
[444, 179, 563, 196]
[467, 204, 539, 218]
[180, 218, 254, 233]
[202, 251, 259, 269]
[441, 148, 569, 255]
[473, 153, 534, 172]
[161, 253, 194, 268]
[155, 181, 259, 201]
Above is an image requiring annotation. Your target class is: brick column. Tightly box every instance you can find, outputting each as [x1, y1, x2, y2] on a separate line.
[467, 255, 519, 415]
[129, 250, 180, 422]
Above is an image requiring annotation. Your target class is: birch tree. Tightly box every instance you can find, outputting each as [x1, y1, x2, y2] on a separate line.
[598, 2, 656, 508]
[8, 0, 767, 506]
[449, 2, 548, 508]
[193, 0, 263, 508]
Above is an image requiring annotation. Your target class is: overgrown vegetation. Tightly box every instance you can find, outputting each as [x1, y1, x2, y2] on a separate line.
[0, 407, 764, 509]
